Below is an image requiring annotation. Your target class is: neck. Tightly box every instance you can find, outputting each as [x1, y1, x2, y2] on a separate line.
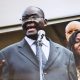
[26, 34, 38, 40]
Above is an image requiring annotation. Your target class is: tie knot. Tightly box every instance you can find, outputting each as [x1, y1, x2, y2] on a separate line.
[35, 41, 43, 47]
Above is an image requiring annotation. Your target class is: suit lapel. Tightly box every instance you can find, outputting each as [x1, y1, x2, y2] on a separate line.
[17, 39, 60, 69]
[44, 40, 60, 70]
[17, 39, 39, 67]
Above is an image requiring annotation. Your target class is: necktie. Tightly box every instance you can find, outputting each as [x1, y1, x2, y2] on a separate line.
[36, 41, 47, 69]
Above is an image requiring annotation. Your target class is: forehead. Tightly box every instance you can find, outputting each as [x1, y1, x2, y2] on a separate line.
[23, 7, 44, 17]
[66, 23, 80, 32]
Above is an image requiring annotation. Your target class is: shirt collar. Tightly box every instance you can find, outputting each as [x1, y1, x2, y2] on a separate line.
[25, 36, 35, 46]
[42, 36, 49, 47]
[25, 36, 49, 47]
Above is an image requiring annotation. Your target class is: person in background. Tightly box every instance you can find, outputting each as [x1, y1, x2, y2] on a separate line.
[65, 21, 80, 42]
[68, 30, 80, 80]
[0, 6, 77, 80]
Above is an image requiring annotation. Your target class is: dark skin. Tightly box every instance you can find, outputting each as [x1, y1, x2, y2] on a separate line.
[22, 6, 47, 40]
[0, 7, 47, 75]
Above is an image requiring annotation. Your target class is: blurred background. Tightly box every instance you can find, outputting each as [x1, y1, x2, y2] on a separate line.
[0, 0, 80, 49]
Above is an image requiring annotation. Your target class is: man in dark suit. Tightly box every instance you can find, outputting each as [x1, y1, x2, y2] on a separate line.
[0, 6, 78, 80]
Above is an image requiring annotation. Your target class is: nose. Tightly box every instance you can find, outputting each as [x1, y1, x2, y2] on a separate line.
[23, 18, 34, 25]
[28, 15, 35, 20]
[25, 17, 35, 23]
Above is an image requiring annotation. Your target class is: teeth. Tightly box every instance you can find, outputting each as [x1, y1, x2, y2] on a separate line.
[27, 23, 35, 27]
[28, 28, 36, 31]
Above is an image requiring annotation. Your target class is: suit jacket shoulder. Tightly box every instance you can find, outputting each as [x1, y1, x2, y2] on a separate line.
[49, 39, 73, 56]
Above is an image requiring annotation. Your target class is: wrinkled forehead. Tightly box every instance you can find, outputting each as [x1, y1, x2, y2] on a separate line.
[22, 6, 44, 18]
[66, 24, 80, 32]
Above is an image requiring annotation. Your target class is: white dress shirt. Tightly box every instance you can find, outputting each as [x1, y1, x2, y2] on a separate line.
[25, 36, 50, 60]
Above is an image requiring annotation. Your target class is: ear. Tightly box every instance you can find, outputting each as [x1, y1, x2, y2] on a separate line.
[44, 19, 47, 26]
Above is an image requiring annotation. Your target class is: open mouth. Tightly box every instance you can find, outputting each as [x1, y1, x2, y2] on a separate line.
[25, 21, 38, 35]
[27, 23, 36, 32]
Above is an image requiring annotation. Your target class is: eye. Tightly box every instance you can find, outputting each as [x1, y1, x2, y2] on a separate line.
[74, 29, 78, 32]
[31, 14, 40, 18]
[30, 15, 36, 18]
[75, 38, 80, 43]
[68, 30, 73, 34]
[22, 16, 29, 21]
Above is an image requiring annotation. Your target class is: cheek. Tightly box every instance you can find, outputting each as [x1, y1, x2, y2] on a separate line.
[74, 44, 78, 50]
[37, 22, 45, 29]
[74, 43, 80, 52]
[39, 20, 44, 25]
[38, 19, 45, 26]
[65, 34, 71, 41]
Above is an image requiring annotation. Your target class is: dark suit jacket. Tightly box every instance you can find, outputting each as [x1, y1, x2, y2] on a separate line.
[0, 39, 77, 80]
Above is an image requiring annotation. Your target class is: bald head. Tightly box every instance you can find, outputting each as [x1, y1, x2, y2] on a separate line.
[22, 6, 45, 21]
[65, 21, 80, 42]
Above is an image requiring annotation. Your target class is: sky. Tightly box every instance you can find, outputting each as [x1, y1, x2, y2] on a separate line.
[0, 0, 80, 27]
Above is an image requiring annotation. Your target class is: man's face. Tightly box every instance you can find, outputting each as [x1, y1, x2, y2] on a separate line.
[22, 7, 46, 38]
[65, 24, 80, 42]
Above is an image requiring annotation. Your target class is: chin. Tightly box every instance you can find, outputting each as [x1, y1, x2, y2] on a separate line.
[27, 34, 38, 40]
[26, 31, 38, 40]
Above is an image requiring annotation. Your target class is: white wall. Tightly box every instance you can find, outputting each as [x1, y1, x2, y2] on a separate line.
[0, 0, 80, 26]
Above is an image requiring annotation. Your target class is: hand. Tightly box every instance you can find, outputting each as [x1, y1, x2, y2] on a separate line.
[0, 60, 5, 73]
[0, 60, 5, 69]
[0, 60, 5, 80]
